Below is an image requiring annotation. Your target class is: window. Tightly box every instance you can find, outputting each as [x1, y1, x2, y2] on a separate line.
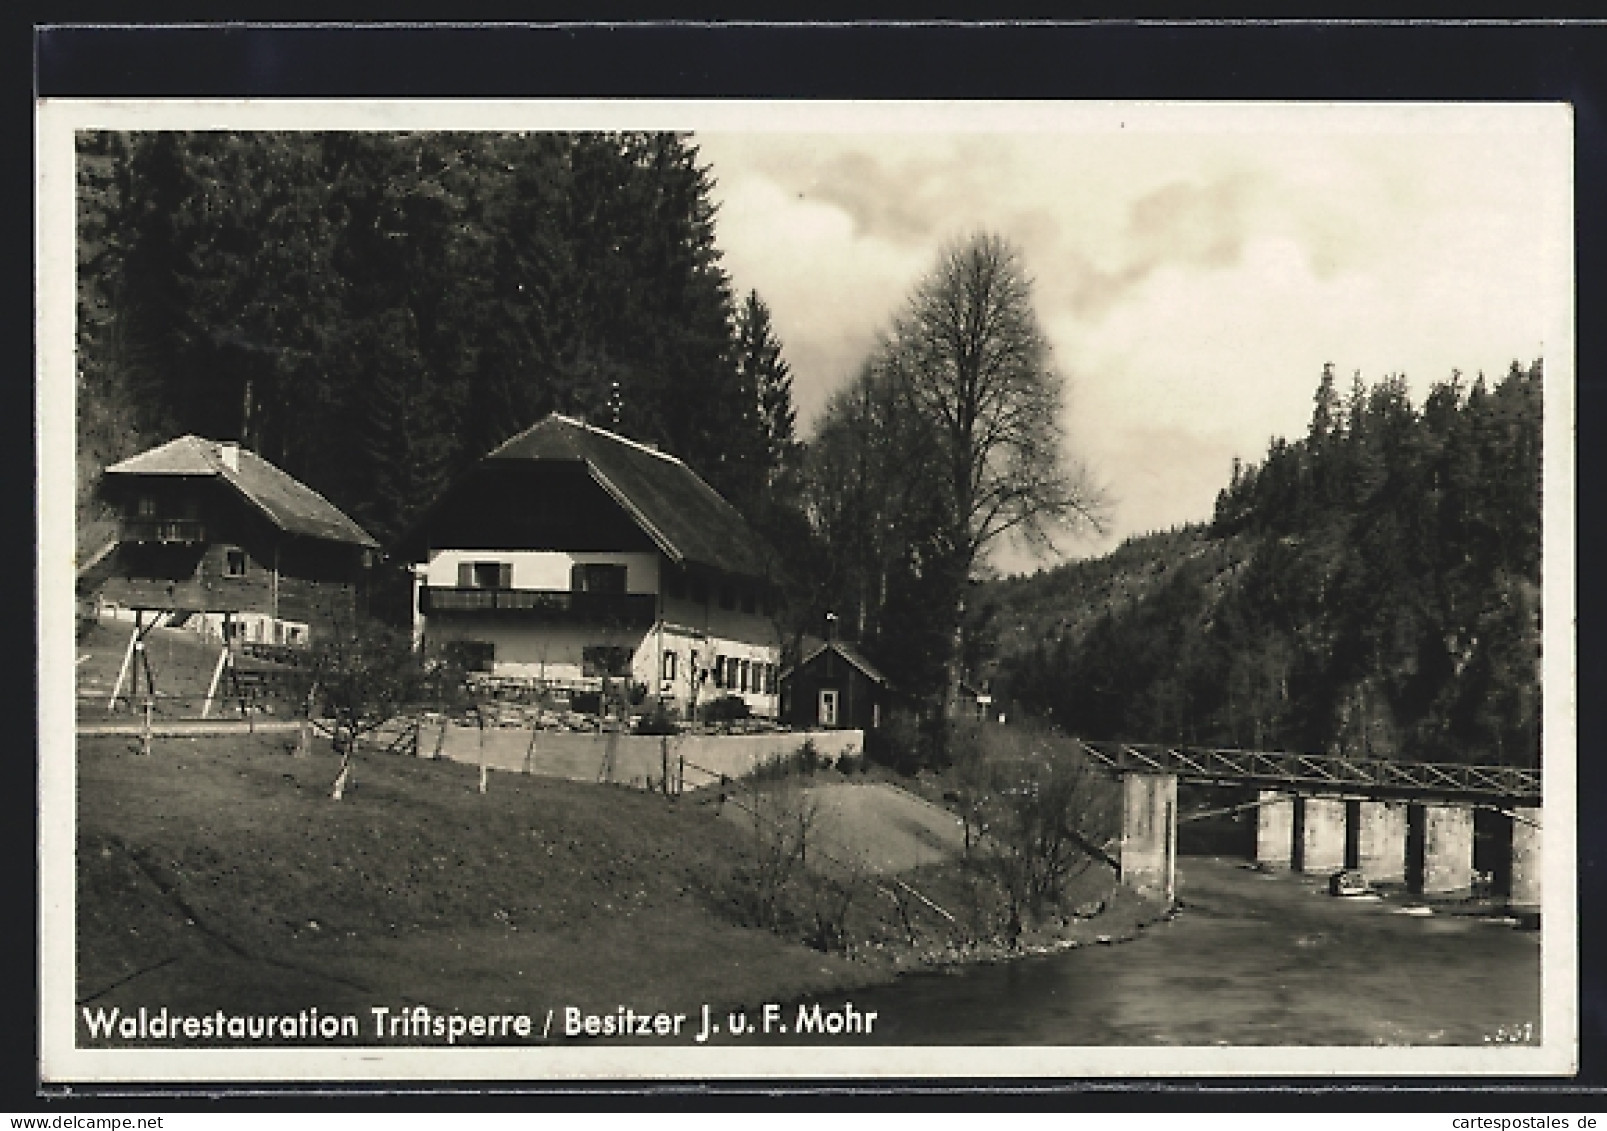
[740, 659, 751, 693]
[718, 585, 735, 611]
[819, 689, 839, 728]
[713, 655, 727, 688]
[225, 548, 247, 578]
[572, 562, 628, 594]
[444, 639, 495, 672]
[459, 561, 512, 589]
[582, 645, 633, 677]
[764, 664, 776, 695]
[662, 650, 677, 682]
[137, 494, 157, 518]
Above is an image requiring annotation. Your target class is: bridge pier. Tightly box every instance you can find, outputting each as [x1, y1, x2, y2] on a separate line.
[1412, 803, 1475, 896]
[1254, 791, 1294, 868]
[1119, 773, 1177, 904]
[1508, 807, 1542, 911]
[1295, 795, 1347, 873]
[1356, 799, 1408, 884]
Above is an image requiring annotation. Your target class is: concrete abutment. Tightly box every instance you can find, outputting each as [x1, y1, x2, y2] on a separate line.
[1508, 807, 1541, 911]
[1119, 773, 1177, 905]
[1356, 799, 1408, 885]
[1410, 803, 1476, 896]
[1254, 791, 1294, 869]
[1295, 795, 1346, 874]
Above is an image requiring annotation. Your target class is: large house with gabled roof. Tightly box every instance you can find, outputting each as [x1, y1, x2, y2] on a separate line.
[82, 436, 379, 645]
[394, 413, 783, 719]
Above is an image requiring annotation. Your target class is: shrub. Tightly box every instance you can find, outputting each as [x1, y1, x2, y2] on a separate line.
[699, 694, 751, 724]
[866, 706, 927, 774]
[962, 718, 1121, 921]
[632, 700, 679, 735]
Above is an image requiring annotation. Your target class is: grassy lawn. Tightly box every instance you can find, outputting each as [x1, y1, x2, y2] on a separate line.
[77, 733, 909, 1045]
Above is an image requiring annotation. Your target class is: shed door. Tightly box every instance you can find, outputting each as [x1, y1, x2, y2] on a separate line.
[818, 688, 839, 728]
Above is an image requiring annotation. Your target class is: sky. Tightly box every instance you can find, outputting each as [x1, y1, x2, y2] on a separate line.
[694, 105, 1569, 574]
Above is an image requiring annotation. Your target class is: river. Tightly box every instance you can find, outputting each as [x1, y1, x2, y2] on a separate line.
[742, 856, 1542, 1046]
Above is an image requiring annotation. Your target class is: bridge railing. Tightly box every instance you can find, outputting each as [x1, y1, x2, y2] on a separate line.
[1073, 740, 1540, 803]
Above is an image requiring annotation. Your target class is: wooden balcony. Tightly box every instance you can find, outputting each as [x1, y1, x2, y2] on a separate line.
[123, 519, 207, 544]
[419, 586, 657, 627]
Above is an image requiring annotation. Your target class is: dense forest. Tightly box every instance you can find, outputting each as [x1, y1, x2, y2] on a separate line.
[75, 131, 797, 554]
[985, 362, 1543, 767]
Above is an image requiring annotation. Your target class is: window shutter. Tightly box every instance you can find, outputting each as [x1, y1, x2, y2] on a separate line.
[498, 563, 512, 589]
[457, 562, 473, 588]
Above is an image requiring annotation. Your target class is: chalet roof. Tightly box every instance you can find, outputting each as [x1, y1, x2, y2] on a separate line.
[784, 636, 890, 686]
[104, 436, 379, 549]
[479, 414, 775, 578]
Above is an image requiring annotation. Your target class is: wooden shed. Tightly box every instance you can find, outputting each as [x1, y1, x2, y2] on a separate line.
[779, 638, 889, 732]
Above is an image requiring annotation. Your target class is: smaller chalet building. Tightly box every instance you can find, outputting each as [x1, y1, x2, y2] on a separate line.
[779, 637, 889, 732]
[85, 436, 378, 645]
[396, 414, 782, 719]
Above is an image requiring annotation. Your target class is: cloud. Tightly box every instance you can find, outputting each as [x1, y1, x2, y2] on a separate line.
[706, 164, 929, 421]
[1042, 171, 1261, 320]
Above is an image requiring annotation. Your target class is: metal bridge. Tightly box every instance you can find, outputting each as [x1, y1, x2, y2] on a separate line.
[1072, 740, 1541, 806]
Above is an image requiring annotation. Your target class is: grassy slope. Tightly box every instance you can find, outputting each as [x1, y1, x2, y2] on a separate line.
[77, 734, 890, 1041]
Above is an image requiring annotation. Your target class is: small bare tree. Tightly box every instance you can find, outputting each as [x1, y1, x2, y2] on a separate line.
[739, 778, 820, 931]
[309, 618, 425, 800]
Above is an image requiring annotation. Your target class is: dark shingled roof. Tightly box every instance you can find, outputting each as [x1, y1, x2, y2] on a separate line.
[104, 436, 379, 548]
[484, 415, 774, 578]
[784, 636, 891, 686]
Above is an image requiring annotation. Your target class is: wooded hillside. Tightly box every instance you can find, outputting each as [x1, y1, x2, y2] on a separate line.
[983, 362, 1543, 767]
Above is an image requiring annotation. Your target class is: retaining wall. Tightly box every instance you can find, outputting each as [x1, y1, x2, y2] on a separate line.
[411, 721, 865, 790]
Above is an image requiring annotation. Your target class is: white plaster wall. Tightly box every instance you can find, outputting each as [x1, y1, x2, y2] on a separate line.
[661, 591, 779, 647]
[648, 623, 780, 718]
[424, 617, 652, 683]
[425, 549, 660, 594]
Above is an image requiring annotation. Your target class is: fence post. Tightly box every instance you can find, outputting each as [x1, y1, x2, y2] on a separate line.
[140, 696, 153, 757]
[477, 709, 488, 794]
[661, 735, 669, 796]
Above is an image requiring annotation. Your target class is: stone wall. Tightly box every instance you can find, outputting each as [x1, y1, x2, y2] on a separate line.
[409, 722, 865, 790]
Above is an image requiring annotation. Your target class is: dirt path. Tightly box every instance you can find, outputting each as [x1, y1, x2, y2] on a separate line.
[721, 780, 967, 876]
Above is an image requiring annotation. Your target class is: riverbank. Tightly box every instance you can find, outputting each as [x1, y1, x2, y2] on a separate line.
[75, 731, 1145, 1046]
[763, 855, 1544, 1047]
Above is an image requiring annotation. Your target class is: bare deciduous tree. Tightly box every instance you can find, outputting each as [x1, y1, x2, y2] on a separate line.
[878, 231, 1106, 711]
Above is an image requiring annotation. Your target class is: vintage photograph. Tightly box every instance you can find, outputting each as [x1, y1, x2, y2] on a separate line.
[38, 100, 1576, 1081]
